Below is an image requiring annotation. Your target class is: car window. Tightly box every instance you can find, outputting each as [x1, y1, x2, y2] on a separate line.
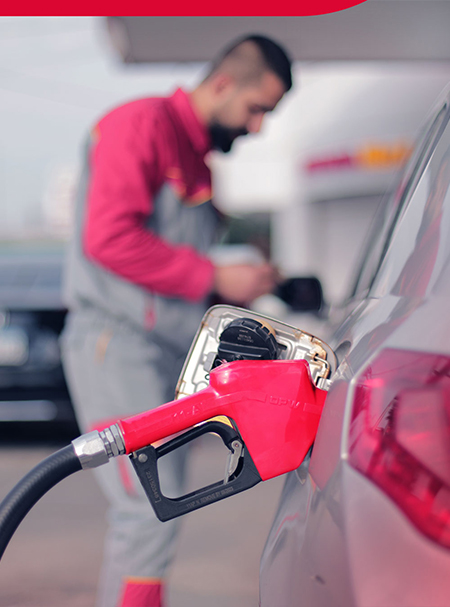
[348, 99, 449, 300]
[370, 122, 450, 299]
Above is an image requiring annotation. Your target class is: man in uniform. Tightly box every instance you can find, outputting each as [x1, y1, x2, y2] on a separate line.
[61, 34, 292, 607]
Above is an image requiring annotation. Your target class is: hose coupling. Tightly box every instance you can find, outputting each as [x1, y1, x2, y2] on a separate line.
[72, 424, 126, 470]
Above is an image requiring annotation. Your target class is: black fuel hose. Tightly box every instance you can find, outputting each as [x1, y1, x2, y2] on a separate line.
[0, 444, 81, 559]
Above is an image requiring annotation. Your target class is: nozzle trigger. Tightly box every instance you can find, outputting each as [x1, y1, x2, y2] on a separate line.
[224, 439, 243, 484]
[130, 421, 261, 522]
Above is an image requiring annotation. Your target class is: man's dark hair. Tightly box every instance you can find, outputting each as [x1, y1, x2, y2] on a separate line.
[209, 34, 293, 92]
[235, 34, 292, 91]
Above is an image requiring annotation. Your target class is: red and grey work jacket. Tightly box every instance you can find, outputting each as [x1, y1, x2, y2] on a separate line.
[63, 89, 221, 354]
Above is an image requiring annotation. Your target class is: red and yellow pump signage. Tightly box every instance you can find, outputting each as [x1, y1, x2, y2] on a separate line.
[305, 141, 413, 174]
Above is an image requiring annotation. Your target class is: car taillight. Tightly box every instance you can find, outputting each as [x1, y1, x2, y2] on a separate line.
[348, 348, 450, 547]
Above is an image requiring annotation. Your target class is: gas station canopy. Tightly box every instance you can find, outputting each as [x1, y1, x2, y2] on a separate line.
[106, 3, 450, 64]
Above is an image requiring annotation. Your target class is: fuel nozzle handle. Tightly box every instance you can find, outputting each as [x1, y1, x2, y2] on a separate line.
[118, 358, 326, 481]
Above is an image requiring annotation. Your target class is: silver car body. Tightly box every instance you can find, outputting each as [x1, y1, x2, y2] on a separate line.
[260, 86, 450, 607]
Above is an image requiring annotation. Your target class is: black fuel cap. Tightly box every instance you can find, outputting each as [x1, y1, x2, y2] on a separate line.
[212, 318, 280, 369]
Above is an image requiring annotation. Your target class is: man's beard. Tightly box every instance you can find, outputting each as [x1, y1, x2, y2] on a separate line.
[209, 123, 248, 153]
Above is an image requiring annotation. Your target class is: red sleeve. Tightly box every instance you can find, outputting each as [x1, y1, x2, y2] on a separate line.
[83, 102, 215, 303]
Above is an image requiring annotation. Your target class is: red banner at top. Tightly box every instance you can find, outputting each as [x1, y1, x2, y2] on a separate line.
[1, 0, 368, 17]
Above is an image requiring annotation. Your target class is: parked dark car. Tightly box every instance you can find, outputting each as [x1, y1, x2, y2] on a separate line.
[260, 85, 450, 607]
[0, 241, 79, 440]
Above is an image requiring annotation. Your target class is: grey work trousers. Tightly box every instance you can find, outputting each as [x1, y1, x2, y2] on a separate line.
[61, 311, 189, 607]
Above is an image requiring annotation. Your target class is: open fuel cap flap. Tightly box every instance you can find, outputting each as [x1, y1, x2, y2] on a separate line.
[176, 305, 337, 398]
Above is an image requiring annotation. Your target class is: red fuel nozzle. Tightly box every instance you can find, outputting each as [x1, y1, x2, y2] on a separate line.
[119, 359, 326, 481]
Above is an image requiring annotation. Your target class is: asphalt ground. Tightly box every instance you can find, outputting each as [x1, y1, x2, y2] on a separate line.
[0, 433, 285, 607]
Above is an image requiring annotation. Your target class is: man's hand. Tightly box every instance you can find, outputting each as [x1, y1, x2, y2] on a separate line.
[213, 263, 279, 305]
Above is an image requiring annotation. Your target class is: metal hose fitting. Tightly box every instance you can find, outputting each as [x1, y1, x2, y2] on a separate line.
[72, 424, 126, 470]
